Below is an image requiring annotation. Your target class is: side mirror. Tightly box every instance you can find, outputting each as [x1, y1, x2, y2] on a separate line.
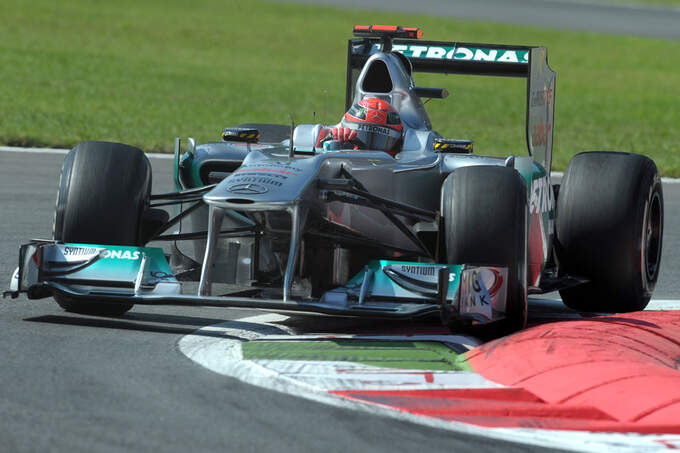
[221, 127, 260, 143]
[434, 138, 473, 154]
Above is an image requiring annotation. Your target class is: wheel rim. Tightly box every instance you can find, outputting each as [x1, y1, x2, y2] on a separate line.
[643, 191, 662, 282]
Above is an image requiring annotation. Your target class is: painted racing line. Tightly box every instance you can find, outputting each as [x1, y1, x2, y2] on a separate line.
[179, 300, 680, 453]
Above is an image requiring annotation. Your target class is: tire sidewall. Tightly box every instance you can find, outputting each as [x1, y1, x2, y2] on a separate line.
[53, 148, 77, 241]
[637, 171, 663, 299]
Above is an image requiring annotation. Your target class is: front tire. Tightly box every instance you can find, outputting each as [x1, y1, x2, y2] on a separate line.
[556, 151, 663, 312]
[440, 166, 528, 338]
[52, 141, 152, 316]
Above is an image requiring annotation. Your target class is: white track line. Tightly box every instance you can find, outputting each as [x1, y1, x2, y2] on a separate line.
[647, 299, 680, 310]
[2, 146, 679, 182]
[532, 298, 680, 311]
[0, 145, 173, 159]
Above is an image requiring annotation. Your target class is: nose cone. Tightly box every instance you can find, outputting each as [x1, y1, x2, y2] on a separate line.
[203, 158, 320, 210]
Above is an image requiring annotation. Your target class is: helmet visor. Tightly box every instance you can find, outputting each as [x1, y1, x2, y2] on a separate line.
[352, 123, 401, 152]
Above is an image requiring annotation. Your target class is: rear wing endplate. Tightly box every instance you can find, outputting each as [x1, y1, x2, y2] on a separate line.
[346, 38, 555, 170]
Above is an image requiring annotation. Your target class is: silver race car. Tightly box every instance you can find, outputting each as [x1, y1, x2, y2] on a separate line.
[5, 26, 664, 337]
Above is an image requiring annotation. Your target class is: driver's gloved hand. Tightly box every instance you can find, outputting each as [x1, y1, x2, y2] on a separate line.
[330, 127, 357, 142]
[315, 126, 359, 150]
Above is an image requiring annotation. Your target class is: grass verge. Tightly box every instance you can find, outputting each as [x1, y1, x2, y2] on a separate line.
[1, 0, 678, 174]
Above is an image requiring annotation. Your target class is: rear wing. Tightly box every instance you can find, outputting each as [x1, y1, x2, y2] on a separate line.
[346, 37, 556, 171]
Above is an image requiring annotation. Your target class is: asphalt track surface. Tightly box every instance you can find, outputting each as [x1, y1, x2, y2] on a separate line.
[273, 0, 680, 40]
[2, 151, 590, 453]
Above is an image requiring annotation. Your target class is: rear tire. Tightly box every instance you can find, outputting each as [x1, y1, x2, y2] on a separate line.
[556, 151, 663, 312]
[440, 166, 528, 338]
[52, 141, 152, 316]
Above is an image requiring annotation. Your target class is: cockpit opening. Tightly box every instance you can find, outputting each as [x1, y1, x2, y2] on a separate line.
[361, 60, 393, 93]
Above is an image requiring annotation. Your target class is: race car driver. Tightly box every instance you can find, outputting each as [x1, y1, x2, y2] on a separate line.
[316, 98, 403, 157]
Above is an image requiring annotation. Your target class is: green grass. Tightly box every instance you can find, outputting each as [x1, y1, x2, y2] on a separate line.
[1, 0, 679, 175]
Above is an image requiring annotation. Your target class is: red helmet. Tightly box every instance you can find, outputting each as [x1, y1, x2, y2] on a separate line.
[342, 98, 403, 155]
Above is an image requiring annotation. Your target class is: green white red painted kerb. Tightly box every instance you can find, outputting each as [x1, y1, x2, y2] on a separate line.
[179, 307, 680, 453]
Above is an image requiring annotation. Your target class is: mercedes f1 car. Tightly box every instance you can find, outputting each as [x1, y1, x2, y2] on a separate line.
[5, 25, 664, 337]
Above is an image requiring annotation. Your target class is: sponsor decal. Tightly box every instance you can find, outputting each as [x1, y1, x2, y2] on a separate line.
[102, 249, 141, 260]
[529, 175, 555, 215]
[530, 88, 553, 107]
[233, 171, 288, 180]
[227, 183, 269, 194]
[398, 265, 456, 282]
[459, 267, 506, 321]
[239, 162, 301, 174]
[382, 263, 457, 298]
[463, 270, 492, 308]
[366, 109, 386, 123]
[62, 246, 99, 257]
[50, 245, 103, 264]
[234, 167, 295, 176]
[384, 44, 529, 64]
[229, 176, 282, 187]
[400, 265, 436, 277]
[356, 123, 397, 136]
[531, 119, 552, 147]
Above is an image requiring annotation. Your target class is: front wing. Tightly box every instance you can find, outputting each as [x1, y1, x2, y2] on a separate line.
[6, 241, 509, 323]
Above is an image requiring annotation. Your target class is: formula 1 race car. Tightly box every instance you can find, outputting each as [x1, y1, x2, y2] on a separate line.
[5, 25, 664, 337]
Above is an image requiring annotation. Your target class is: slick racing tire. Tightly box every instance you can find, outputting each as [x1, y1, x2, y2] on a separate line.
[52, 141, 152, 316]
[556, 151, 663, 313]
[440, 165, 528, 338]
